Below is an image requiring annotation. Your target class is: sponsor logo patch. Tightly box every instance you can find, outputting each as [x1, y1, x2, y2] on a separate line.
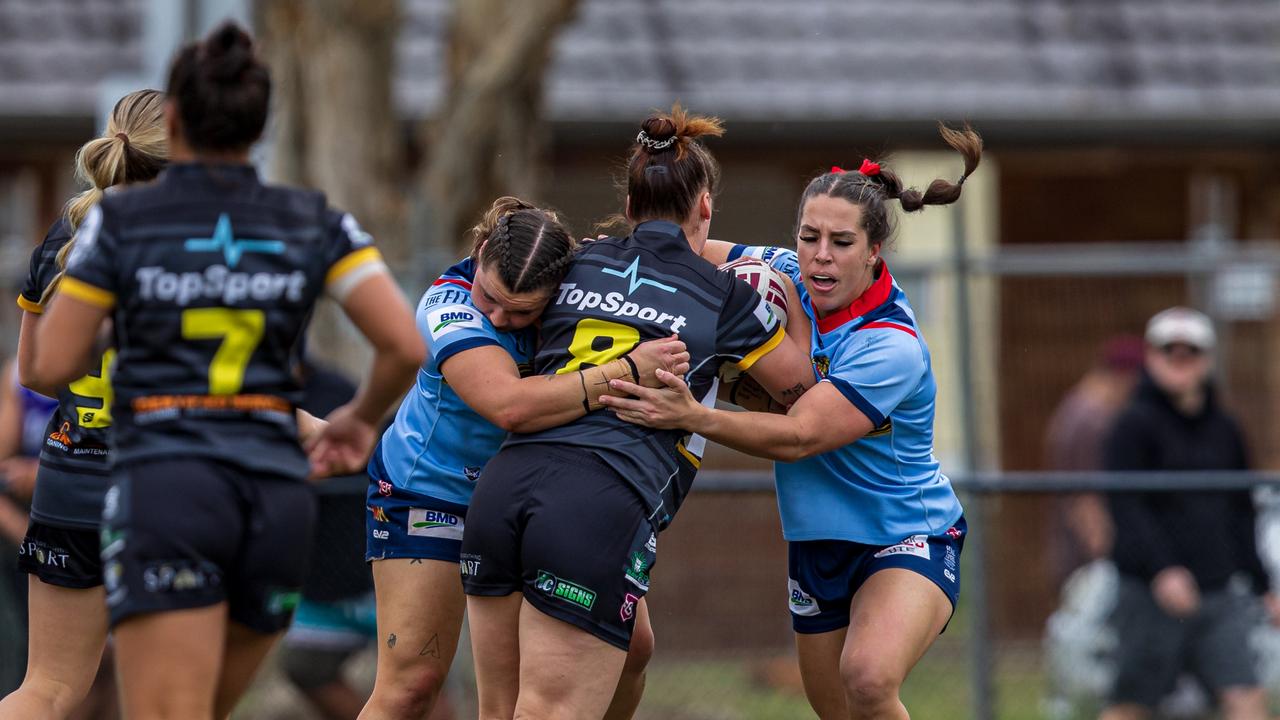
[873, 535, 931, 560]
[372, 529, 389, 540]
[407, 508, 464, 541]
[369, 505, 390, 523]
[426, 305, 482, 339]
[624, 551, 651, 591]
[142, 560, 221, 594]
[460, 553, 481, 576]
[788, 578, 820, 617]
[620, 593, 639, 622]
[535, 570, 596, 610]
[377, 480, 393, 497]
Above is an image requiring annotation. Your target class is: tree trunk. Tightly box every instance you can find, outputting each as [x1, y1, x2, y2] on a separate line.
[422, 0, 580, 254]
[255, 0, 405, 376]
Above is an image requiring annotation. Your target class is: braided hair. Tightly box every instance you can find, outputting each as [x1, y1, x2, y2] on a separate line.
[469, 196, 577, 295]
[799, 123, 983, 250]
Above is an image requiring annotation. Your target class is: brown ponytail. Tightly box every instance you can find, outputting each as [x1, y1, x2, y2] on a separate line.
[797, 123, 982, 249]
[622, 104, 725, 226]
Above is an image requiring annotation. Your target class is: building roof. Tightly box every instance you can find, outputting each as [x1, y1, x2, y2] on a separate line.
[0, 0, 145, 118]
[3, 0, 1279, 134]
[401, 0, 1280, 129]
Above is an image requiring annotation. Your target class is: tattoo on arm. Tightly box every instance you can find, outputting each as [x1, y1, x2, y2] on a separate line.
[409, 558, 424, 565]
[387, 633, 397, 648]
[779, 383, 805, 402]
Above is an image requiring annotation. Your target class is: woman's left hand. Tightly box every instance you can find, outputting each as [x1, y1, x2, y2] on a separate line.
[600, 368, 705, 431]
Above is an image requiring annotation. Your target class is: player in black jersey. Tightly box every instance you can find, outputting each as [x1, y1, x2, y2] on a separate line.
[0, 88, 167, 720]
[461, 106, 816, 718]
[23, 24, 424, 720]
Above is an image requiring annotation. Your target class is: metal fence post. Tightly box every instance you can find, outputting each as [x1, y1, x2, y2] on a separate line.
[951, 203, 995, 720]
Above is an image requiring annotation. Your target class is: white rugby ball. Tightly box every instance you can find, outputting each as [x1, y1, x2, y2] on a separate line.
[719, 257, 788, 330]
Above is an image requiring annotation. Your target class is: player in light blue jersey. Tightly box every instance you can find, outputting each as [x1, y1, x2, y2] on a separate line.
[361, 197, 689, 720]
[604, 125, 983, 720]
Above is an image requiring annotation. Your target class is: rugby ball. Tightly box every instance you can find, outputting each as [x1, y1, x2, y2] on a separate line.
[718, 257, 789, 386]
[719, 257, 788, 330]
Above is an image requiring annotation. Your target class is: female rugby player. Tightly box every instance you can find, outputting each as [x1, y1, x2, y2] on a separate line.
[461, 106, 815, 719]
[603, 125, 982, 720]
[360, 196, 688, 720]
[25, 23, 424, 720]
[0, 88, 166, 720]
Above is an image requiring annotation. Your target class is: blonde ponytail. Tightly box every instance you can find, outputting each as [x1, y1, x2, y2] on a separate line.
[42, 89, 167, 305]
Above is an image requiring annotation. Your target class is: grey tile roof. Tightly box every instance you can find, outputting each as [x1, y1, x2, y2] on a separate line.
[0, 0, 145, 117]
[401, 0, 1280, 124]
[4, 0, 1279, 125]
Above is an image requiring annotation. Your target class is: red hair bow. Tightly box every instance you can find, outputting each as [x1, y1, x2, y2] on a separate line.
[830, 165, 845, 174]
[859, 159, 881, 176]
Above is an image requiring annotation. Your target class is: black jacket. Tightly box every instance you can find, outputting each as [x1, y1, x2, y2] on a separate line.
[1104, 372, 1268, 593]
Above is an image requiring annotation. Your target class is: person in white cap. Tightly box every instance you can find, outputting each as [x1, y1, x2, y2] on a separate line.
[1100, 306, 1280, 720]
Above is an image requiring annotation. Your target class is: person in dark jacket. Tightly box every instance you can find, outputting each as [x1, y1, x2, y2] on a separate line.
[1101, 306, 1280, 720]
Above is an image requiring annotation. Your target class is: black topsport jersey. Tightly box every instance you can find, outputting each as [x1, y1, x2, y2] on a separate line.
[18, 218, 117, 527]
[505, 220, 783, 528]
[62, 163, 383, 480]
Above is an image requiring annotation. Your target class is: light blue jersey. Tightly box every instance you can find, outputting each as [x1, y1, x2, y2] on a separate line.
[373, 258, 534, 506]
[728, 245, 963, 545]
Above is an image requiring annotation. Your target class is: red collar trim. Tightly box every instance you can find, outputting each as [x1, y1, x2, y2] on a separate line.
[815, 262, 894, 334]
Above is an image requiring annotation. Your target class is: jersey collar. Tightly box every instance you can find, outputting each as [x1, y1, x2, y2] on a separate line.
[815, 262, 895, 334]
[162, 162, 260, 182]
[632, 220, 690, 250]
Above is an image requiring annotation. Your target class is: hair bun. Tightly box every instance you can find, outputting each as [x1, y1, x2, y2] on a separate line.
[203, 22, 255, 83]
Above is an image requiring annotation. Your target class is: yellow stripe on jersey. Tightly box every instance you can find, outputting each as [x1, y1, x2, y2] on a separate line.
[734, 325, 785, 372]
[676, 441, 702, 469]
[15, 295, 42, 314]
[59, 277, 116, 309]
[325, 246, 383, 287]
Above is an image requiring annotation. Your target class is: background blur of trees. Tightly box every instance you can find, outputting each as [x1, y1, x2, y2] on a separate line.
[255, 0, 578, 372]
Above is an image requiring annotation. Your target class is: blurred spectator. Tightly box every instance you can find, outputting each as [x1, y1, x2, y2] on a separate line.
[1043, 335, 1143, 586]
[0, 358, 56, 694]
[1101, 307, 1280, 720]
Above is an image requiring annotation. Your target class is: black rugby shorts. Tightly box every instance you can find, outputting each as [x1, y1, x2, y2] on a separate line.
[461, 444, 657, 651]
[100, 458, 317, 633]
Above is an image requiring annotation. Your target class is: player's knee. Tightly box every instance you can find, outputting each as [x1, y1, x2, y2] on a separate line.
[378, 662, 448, 716]
[839, 658, 900, 713]
[623, 622, 655, 675]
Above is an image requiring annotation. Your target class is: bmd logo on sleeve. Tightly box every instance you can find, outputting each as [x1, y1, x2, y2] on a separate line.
[425, 304, 483, 340]
[407, 508, 464, 541]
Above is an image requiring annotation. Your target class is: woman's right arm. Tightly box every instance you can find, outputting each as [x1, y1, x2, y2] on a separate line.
[439, 335, 689, 434]
[306, 269, 425, 477]
[15, 311, 56, 397]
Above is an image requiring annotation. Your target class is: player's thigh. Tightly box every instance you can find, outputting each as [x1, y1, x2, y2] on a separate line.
[372, 558, 466, 676]
[842, 568, 952, 686]
[795, 627, 851, 719]
[466, 592, 523, 719]
[23, 577, 109, 693]
[517, 597, 628, 720]
[213, 622, 284, 719]
[113, 603, 228, 719]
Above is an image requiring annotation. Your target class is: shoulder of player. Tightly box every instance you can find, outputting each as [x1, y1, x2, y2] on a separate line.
[837, 321, 924, 364]
[35, 216, 73, 257]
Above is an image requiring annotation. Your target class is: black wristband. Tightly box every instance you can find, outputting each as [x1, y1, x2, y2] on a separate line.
[579, 370, 591, 413]
[621, 354, 640, 384]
